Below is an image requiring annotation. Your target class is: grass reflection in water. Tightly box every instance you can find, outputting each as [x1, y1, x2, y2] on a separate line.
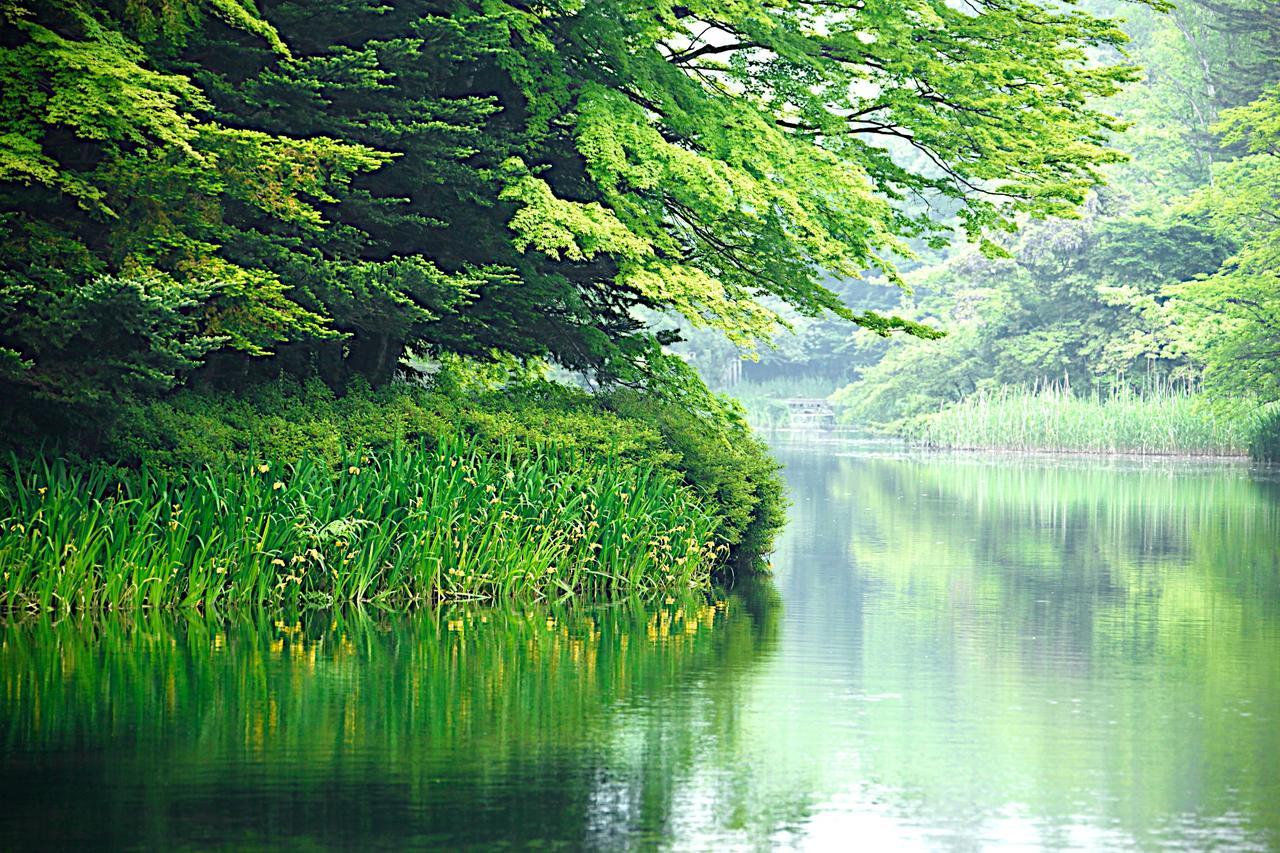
[0, 587, 779, 850]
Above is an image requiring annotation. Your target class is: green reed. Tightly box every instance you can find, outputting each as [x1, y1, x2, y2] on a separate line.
[911, 384, 1248, 456]
[0, 436, 728, 613]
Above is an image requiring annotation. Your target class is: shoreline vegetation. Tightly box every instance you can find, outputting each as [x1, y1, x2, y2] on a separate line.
[737, 379, 1264, 458]
[899, 386, 1250, 458]
[5, 1, 1269, 615]
[0, 375, 786, 614]
[737, 380, 1259, 459]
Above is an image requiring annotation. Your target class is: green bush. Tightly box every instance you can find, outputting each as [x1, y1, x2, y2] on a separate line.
[103, 380, 784, 563]
[8, 373, 785, 592]
[604, 391, 786, 568]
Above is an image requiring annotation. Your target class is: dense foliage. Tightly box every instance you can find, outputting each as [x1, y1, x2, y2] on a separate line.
[91, 375, 783, 558]
[0, 375, 785, 611]
[1, 438, 724, 610]
[807, 0, 1280, 456]
[829, 202, 1234, 426]
[1172, 86, 1280, 409]
[2, 0, 1152, 422]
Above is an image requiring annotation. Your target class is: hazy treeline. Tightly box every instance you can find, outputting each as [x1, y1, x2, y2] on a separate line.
[685, 0, 1280, 455]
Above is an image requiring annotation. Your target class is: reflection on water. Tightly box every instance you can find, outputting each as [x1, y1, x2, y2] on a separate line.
[763, 448, 1280, 851]
[2, 446, 1280, 850]
[0, 592, 779, 850]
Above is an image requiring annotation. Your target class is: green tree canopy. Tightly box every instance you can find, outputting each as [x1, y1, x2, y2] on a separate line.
[1172, 84, 1280, 407]
[0, 0, 386, 408]
[1, 0, 1156, 418]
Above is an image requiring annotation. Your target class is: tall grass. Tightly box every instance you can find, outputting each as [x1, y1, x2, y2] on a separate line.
[1248, 404, 1280, 462]
[910, 385, 1248, 456]
[0, 436, 727, 613]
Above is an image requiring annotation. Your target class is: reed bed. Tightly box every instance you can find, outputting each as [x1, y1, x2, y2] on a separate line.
[0, 437, 727, 613]
[911, 385, 1248, 456]
[1248, 405, 1280, 462]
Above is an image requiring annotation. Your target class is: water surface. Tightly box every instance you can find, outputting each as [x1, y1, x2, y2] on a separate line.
[2, 445, 1279, 850]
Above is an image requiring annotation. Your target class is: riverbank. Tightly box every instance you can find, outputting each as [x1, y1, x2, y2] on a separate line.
[0, 378, 785, 613]
[895, 386, 1250, 457]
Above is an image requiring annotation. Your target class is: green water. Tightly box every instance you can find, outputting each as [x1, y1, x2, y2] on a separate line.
[2, 445, 1279, 850]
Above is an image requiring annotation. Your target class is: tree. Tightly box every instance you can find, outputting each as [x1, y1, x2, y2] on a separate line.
[1094, 0, 1280, 202]
[0, 0, 385, 412]
[2, 0, 1156, 418]
[1172, 85, 1280, 407]
[833, 197, 1232, 425]
[480, 0, 1145, 339]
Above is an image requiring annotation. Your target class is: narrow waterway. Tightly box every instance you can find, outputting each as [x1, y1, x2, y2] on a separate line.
[2, 443, 1279, 850]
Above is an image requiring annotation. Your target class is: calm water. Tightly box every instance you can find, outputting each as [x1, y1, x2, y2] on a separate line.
[3, 445, 1280, 850]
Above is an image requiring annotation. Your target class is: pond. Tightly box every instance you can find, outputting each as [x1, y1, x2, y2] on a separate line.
[2, 443, 1279, 850]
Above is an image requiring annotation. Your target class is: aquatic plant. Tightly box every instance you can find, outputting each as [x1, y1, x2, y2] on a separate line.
[81, 378, 786, 567]
[908, 385, 1247, 456]
[1247, 404, 1280, 463]
[0, 437, 727, 613]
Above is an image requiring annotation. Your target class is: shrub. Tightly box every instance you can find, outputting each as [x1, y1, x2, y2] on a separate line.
[603, 391, 786, 568]
[87, 377, 786, 566]
[0, 373, 785, 610]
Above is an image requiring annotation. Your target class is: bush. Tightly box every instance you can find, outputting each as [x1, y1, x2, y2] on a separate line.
[7, 372, 786, 591]
[603, 391, 785, 568]
[100, 379, 785, 563]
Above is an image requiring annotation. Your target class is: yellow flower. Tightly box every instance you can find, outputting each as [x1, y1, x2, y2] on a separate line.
[37, 487, 46, 496]
[273, 481, 285, 491]
[257, 464, 270, 474]
[348, 466, 360, 475]
[215, 566, 227, 575]
[271, 558, 286, 567]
